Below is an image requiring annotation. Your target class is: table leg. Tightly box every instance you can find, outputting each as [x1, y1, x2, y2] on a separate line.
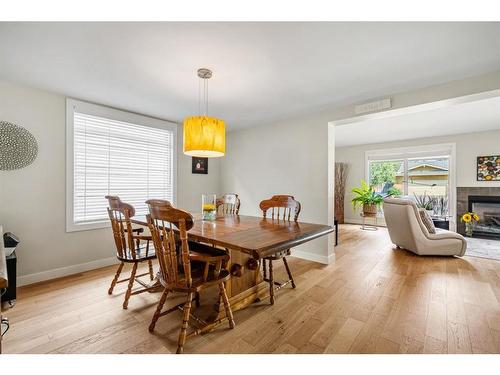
[335, 221, 338, 246]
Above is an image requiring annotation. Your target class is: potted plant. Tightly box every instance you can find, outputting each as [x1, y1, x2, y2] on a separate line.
[334, 162, 349, 224]
[436, 196, 449, 218]
[351, 180, 384, 216]
[387, 186, 402, 197]
[414, 193, 435, 216]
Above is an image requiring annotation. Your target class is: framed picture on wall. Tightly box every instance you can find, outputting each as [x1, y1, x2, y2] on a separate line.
[477, 155, 500, 181]
[192, 157, 208, 174]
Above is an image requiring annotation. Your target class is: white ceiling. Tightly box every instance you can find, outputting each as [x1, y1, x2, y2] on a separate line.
[1, 22, 500, 130]
[335, 95, 500, 147]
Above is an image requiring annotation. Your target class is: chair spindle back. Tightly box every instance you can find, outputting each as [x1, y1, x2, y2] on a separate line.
[216, 194, 241, 214]
[105, 195, 138, 260]
[146, 199, 194, 288]
[259, 195, 301, 222]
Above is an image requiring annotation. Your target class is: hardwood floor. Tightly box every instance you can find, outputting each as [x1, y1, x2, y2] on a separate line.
[3, 224, 500, 354]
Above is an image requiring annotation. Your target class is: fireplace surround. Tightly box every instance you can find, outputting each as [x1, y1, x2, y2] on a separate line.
[468, 195, 500, 239]
[457, 187, 500, 239]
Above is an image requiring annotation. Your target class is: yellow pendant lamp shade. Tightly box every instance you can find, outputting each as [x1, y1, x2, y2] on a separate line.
[183, 116, 225, 157]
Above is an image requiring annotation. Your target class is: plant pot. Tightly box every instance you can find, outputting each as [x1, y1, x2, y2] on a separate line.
[335, 201, 345, 224]
[363, 203, 378, 216]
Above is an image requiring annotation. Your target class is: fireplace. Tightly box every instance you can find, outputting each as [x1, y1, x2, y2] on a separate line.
[468, 195, 500, 239]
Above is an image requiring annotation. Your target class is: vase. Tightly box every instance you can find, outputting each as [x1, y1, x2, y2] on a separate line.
[465, 222, 473, 237]
[202, 194, 217, 221]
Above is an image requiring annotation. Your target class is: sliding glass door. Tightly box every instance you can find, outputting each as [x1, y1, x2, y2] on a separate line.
[368, 159, 404, 195]
[368, 155, 450, 216]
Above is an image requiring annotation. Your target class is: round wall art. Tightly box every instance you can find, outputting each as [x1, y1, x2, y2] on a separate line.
[0, 120, 38, 170]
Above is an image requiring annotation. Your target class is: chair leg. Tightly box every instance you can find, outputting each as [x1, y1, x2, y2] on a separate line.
[262, 258, 267, 279]
[195, 292, 201, 308]
[123, 263, 137, 309]
[219, 282, 235, 329]
[149, 288, 169, 332]
[282, 257, 296, 289]
[268, 259, 275, 305]
[223, 249, 230, 270]
[148, 259, 154, 281]
[108, 262, 124, 295]
[177, 292, 193, 354]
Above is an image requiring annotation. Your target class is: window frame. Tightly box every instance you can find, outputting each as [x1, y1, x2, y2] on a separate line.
[367, 156, 450, 197]
[65, 98, 178, 232]
[364, 143, 457, 230]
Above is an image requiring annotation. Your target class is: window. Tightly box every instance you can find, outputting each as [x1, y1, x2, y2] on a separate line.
[368, 159, 404, 195]
[406, 157, 449, 202]
[66, 99, 177, 231]
[366, 144, 455, 218]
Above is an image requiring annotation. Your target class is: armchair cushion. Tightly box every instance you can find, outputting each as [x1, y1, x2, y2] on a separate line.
[418, 209, 436, 234]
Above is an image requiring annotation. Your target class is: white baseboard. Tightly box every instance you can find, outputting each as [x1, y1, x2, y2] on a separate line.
[291, 249, 335, 265]
[345, 218, 387, 227]
[17, 257, 118, 287]
[16, 249, 337, 286]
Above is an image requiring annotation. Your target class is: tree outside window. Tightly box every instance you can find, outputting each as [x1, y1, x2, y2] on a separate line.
[369, 160, 404, 194]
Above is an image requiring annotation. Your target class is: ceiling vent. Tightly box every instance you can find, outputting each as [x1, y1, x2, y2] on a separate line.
[355, 98, 392, 115]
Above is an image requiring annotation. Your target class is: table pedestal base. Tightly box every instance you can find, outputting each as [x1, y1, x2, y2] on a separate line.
[212, 281, 269, 319]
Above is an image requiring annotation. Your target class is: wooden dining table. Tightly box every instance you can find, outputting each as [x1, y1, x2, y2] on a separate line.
[131, 214, 333, 317]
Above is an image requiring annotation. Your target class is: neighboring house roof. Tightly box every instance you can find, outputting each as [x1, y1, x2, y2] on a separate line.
[396, 159, 449, 176]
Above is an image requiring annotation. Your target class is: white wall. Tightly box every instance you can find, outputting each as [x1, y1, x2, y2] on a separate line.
[0, 80, 220, 284]
[221, 112, 334, 264]
[336, 130, 500, 225]
[177, 135, 221, 213]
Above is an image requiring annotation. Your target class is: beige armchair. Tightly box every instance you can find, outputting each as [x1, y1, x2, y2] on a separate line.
[383, 197, 466, 257]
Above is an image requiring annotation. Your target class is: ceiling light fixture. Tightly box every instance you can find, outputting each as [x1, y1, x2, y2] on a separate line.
[183, 68, 225, 158]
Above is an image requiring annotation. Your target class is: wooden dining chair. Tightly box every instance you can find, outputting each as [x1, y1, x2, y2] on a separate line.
[105, 195, 156, 309]
[216, 193, 241, 214]
[259, 195, 301, 305]
[146, 199, 235, 354]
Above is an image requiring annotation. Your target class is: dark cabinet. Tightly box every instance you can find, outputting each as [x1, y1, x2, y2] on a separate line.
[3, 251, 16, 304]
[432, 218, 450, 230]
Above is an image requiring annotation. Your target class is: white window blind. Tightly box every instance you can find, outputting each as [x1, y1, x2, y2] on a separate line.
[72, 110, 175, 227]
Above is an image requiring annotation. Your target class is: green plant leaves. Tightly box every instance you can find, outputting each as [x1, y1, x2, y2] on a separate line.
[351, 180, 383, 210]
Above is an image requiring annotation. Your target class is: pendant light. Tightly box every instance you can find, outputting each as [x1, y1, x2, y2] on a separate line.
[183, 68, 225, 157]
